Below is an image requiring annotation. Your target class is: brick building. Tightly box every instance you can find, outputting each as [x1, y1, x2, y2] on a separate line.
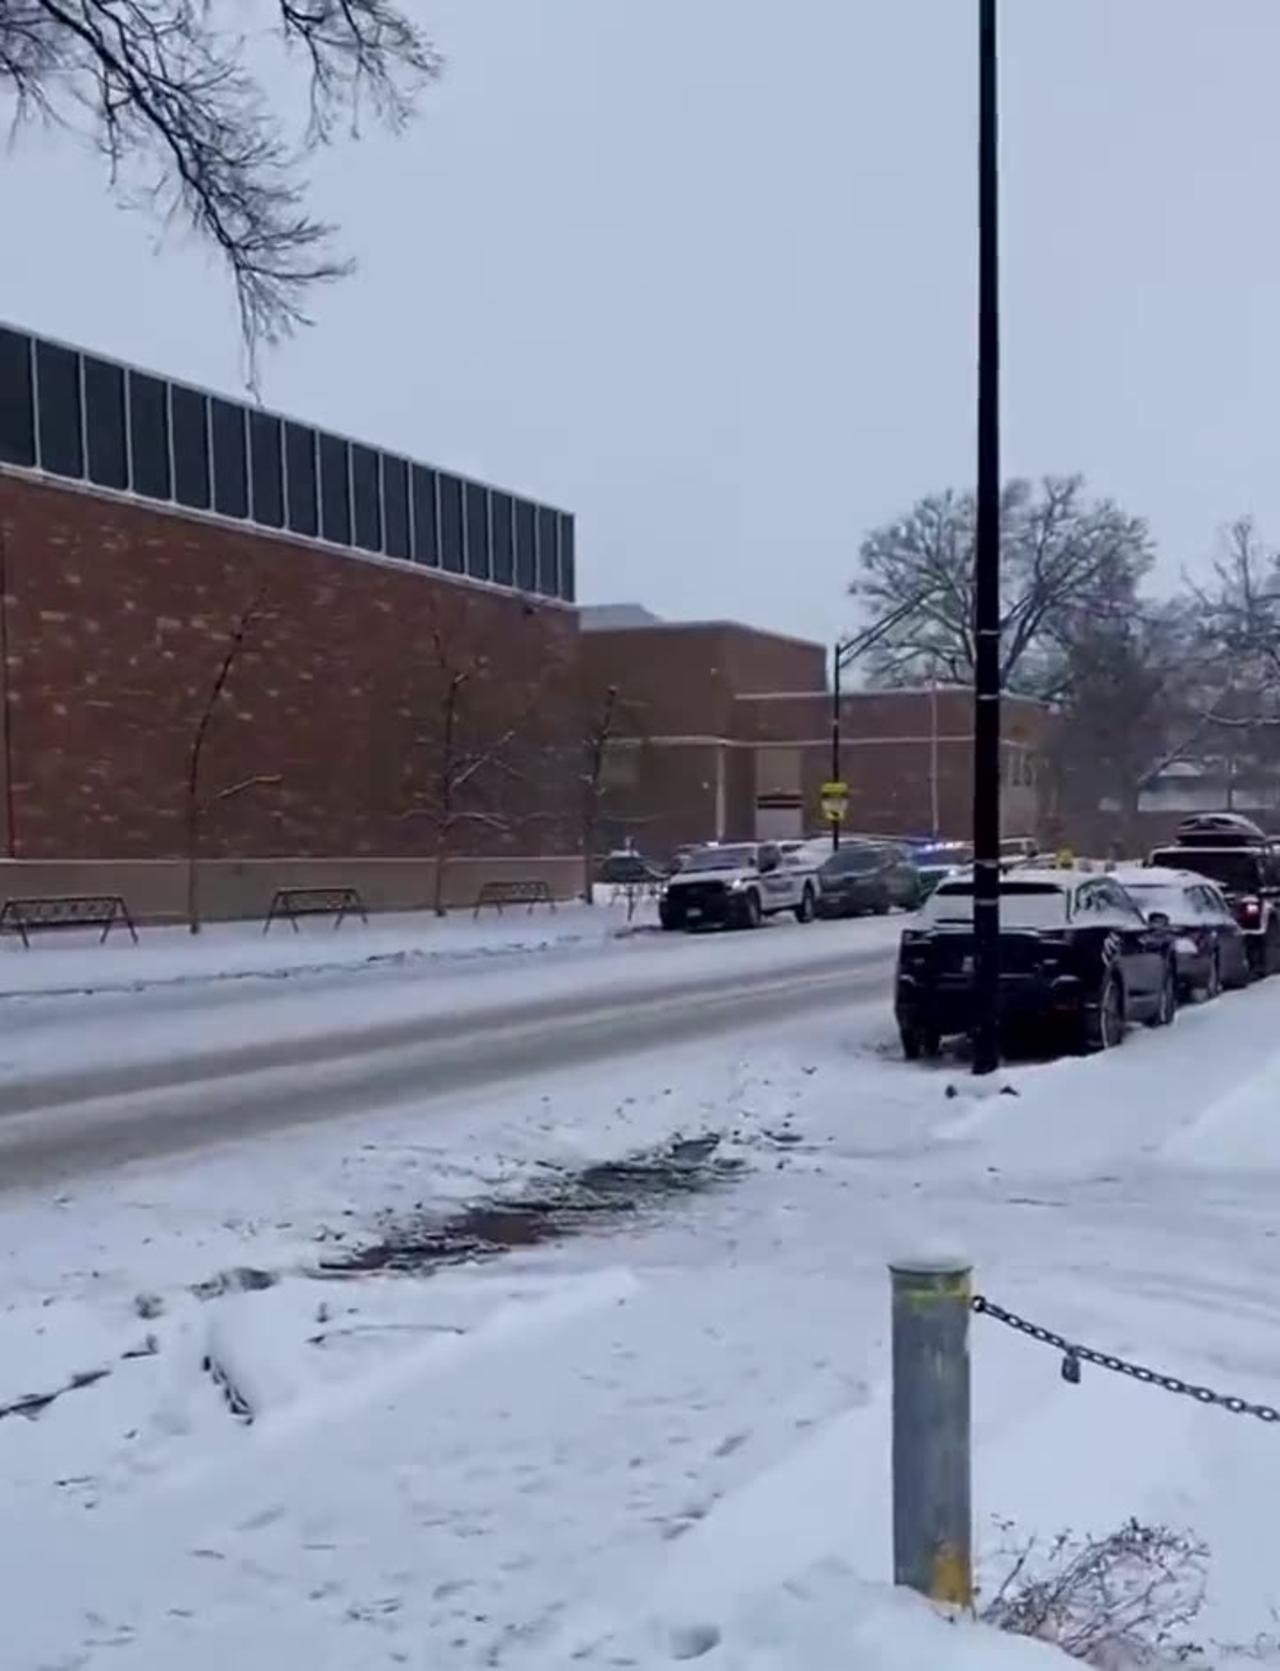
[580, 612, 1049, 855]
[0, 323, 581, 918]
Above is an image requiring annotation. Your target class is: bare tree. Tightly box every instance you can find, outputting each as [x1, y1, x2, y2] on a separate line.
[404, 615, 556, 917]
[579, 683, 619, 905]
[1191, 518, 1280, 730]
[851, 477, 1152, 696]
[1, 3, 440, 357]
[185, 592, 279, 933]
[1045, 605, 1208, 851]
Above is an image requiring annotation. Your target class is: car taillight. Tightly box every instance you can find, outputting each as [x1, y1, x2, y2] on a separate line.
[1241, 896, 1262, 922]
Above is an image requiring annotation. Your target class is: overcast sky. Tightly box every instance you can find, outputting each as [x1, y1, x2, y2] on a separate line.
[4, 1, 1279, 645]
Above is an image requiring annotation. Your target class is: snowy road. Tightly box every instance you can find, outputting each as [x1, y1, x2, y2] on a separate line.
[0, 923, 898, 1186]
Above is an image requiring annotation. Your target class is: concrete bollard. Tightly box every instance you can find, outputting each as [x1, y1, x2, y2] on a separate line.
[889, 1257, 973, 1608]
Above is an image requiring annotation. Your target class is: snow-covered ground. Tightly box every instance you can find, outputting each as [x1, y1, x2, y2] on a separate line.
[5, 971, 1280, 1666]
[0, 895, 654, 1000]
[0, 902, 902, 1100]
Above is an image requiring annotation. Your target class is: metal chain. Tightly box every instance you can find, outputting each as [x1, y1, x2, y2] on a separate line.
[972, 1294, 1280, 1425]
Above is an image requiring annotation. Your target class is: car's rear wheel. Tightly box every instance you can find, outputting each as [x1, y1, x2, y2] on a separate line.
[901, 1025, 941, 1062]
[1146, 961, 1177, 1027]
[794, 885, 816, 924]
[1082, 972, 1125, 1053]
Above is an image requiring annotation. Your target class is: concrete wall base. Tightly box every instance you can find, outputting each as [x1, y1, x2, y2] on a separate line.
[0, 856, 583, 926]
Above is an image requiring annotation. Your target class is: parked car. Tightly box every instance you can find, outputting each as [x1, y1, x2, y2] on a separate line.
[999, 835, 1040, 870]
[659, 842, 817, 931]
[912, 841, 973, 900]
[1110, 867, 1250, 1000]
[815, 842, 923, 918]
[1147, 813, 1280, 977]
[597, 849, 664, 888]
[894, 870, 1178, 1059]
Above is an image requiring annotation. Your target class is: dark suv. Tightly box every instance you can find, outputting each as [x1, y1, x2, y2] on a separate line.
[895, 871, 1178, 1059]
[816, 842, 922, 918]
[1148, 813, 1280, 977]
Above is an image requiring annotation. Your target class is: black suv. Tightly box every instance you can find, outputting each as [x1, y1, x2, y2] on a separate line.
[1148, 813, 1280, 978]
[895, 871, 1178, 1059]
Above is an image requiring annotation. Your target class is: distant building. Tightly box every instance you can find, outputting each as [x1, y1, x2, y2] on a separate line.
[580, 613, 1048, 855]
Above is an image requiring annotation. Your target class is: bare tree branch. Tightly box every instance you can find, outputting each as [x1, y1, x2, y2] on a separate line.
[1, 3, 440, 361]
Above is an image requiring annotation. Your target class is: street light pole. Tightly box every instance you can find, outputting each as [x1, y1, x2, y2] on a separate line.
[972, 0, 1002, 1076]
[831, 642, 843, 852]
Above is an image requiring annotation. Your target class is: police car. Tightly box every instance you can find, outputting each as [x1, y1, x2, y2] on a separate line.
[659, 842, 818, 931]
[894, 868, 1178, 1059]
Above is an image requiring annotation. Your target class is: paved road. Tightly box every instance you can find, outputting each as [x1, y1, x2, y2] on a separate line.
[0, 940, 897, 1189]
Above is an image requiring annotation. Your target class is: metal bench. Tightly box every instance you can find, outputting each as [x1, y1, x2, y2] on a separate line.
[0, 894, 139, 949]
[263, 886, 369, 934]
[473, 879, 556, 918]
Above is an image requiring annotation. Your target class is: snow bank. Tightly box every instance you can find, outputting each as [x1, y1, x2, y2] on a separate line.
[558, 1564, 1068, 1669]
[0, 899, 651, 1000]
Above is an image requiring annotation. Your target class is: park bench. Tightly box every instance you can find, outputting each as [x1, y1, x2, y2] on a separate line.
[473, 879, 556, 919]
[0, 894, 138, 949]
[263, 886, 369, 934]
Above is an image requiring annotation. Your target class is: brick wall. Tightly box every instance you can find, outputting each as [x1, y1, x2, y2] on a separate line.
[0, 473, 579, 861]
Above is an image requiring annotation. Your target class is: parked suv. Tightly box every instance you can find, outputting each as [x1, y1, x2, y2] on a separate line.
[816, 842, 923, 918]
[659, 842, 817, 931]
[895, 870, 1178, 1059]
[1147, 813, 1280, 977]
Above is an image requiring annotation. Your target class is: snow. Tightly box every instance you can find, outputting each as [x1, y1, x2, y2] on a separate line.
[0, 902, 903, 1099]
[5, 959, 1280, 1664]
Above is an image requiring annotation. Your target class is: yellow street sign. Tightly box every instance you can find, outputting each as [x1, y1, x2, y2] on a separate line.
[820, 780, 850, 824]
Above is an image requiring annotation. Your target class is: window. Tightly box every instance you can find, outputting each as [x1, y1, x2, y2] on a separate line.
[351, 443, 382, 552]
[248, 410, 284, 528]
[35, 339, 83, 479]
[537, 506, 558, 595]
[382, 455, 410, 559]
[128, 370, 170, 500]
[84, 356, 128, 490]
[411, 465, 438, 565]
[170, 384, 210, 509]
[925, 881, 1067, 929]
[491, 493, 515, 584]
[285, 422, 318, 536]
[210, 397, 248, 517]
[465, 481, 490, 580]
[318, 432, 351, 545]
[0, 328, 35, 467]
[515, 498, 537, 590]
[438, 473, 464, 573]
[558, 513, 575, 600]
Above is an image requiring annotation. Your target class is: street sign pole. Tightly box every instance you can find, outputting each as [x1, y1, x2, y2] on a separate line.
[972, 0, 1003, 1077]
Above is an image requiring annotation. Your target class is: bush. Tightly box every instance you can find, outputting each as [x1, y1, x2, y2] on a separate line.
[982, 1519, 1209, 1667]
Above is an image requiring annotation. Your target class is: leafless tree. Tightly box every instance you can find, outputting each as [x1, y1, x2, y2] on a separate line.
[404, 615, 556, 918]
[1, 3, 440, 358]
[1045, 605, 1208, 852]
[185, 591, 279, 933]
[579, 683, 619, 905]
[1191, 518, 1280, 730]
[851, 477, 1152, 696]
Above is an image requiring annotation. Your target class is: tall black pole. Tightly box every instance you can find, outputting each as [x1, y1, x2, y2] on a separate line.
[831, 644, 842, 852]
[971, 0, 1002, 1076]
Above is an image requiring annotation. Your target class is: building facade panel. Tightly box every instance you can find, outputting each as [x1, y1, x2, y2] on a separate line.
[0, 472, 579, 862]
